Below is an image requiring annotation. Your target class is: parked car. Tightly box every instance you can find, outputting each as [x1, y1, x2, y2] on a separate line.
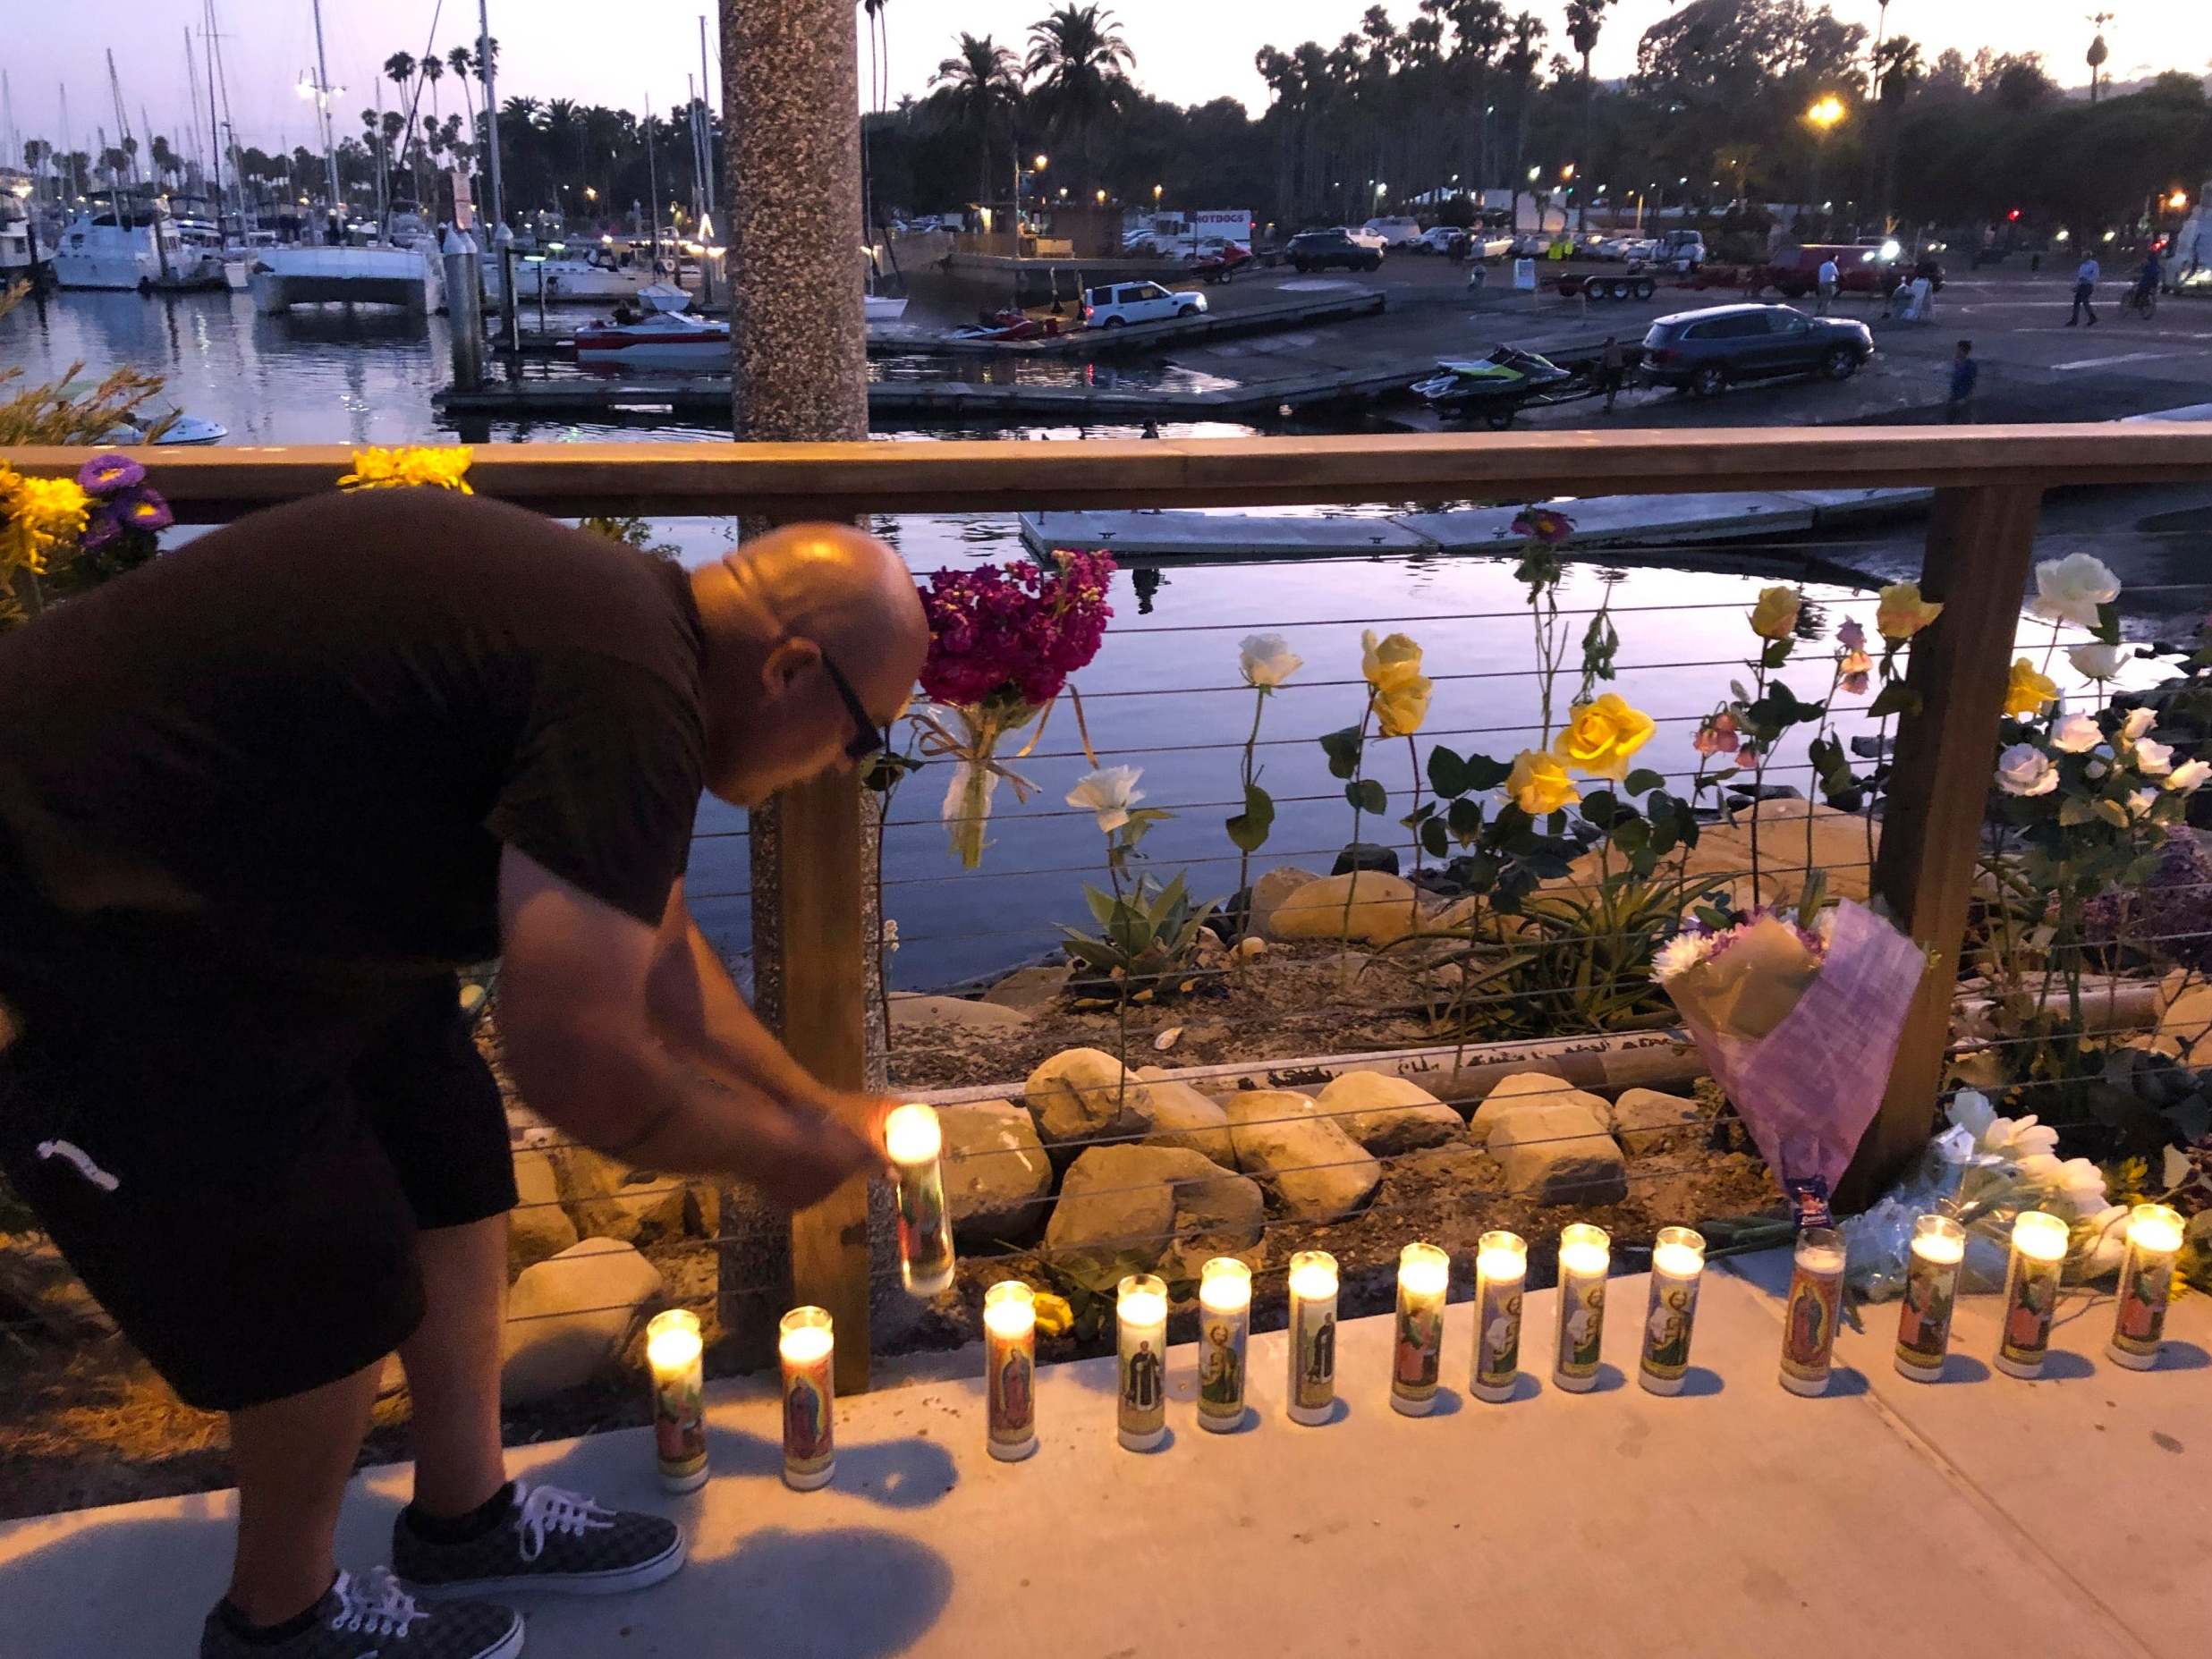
[1469, 232, 1516, 260]
[1342, 224, 1389, 251]
[1286, 227, 1384, 272]
[1639, 302, 1874, 397]
[1363, 216, 1425, 249]
[1764, 241, 1941, 299]
[1081, 280, 1208, 327]
[1415, 225, 1465, 255]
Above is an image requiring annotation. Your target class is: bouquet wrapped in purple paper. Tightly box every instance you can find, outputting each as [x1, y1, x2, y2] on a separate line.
[1656, 901, 1926, 1210]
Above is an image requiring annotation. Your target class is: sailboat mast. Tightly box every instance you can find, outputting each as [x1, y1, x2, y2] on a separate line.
[59, 84, 75, 199]
[202, 4, 225, 228]
[643, 91, 658, 260]
[310, 0, 342, 225]
[697, 15, 716, 220]
[478, 0, 504, 230]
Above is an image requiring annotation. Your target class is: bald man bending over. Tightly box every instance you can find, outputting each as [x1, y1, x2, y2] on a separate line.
[0, 489, 928, 1659]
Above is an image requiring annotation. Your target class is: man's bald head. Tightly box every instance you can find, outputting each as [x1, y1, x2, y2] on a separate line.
[691, 523, 928, 806]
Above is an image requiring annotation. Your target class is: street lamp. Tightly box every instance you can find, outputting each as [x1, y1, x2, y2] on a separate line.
[1096, 189, 1106, 205]
[1804, 95, 1846, 223]
[1153, 183, 1163, 204]
[2170, 190, 2191, 211]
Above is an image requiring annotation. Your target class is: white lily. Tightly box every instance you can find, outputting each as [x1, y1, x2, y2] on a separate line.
[1981, 1113, 2061, 1160]
[2030, 553, 2122, 631]
[1237, 632, 1304, 689]
[2049, 713, 2101, 754]
[2068, 641, 2127, 681]
[1066, 766, 1146, 834]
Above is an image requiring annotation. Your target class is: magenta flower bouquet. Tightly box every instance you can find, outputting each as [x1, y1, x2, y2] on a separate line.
[913, 550, 1114, 868]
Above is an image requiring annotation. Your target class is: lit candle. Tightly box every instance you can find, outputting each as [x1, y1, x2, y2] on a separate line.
[1640, 1226, 1706, 1396]
[1116, 1274, 1169, 1452]
[644, 1308, 708, 1493]
[1779, 1227, 1848, 1396]
[1471, 1231, 1527, 1405]
[982, 1280, 1038, 1461]
[1391, 1242, 1450, 1416]
[1196, 1257, 1252, 1433]
[1996, 1210, 2069, 1380]
[778, 1306, 835, 1490]
[1894, 1215, 1966, 1382]
[2108, 1202, 2185, 1372]
[885, 1103, 955, 1298]
[1554, 1223, 1611, 1393]
[1285, 1250, 1339, 1426]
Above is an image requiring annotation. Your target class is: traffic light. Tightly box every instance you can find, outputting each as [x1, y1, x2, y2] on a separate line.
[2006, 208, 2021, 221]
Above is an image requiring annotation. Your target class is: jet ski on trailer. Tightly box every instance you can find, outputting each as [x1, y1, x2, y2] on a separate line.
[1411, 346, 1579, 427]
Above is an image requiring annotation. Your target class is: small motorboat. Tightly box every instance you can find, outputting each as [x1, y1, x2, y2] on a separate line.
[103, 412, 230, 445]
[945, 307, 1063, 343]
[1411, 346, 1577, 428]
[1190, 241, 1256, 284]
[574, 309, 731, 373]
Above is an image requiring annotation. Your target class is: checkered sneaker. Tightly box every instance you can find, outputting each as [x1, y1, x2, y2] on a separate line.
[199, 1568, 522, 1659]
[394, 1481, 686, 1599]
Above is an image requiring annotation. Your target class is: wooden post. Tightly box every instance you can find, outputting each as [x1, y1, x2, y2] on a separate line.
[1843, 484, 2045, 1207]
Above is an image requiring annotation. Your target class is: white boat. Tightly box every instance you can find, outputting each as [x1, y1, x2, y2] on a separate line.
[574, 309, 730, 373]
[250, 244, 443, 315]
[0, 215, 47, 280]
[153, 215, 232, 292]
[54, 209, 184, 291]
[865, 293, 911, 323]
[103, 412, 230, 445]
[513, 244, 671, 302]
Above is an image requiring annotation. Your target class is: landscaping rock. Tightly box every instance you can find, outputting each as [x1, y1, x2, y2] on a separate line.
[2154, 969, 2212, 1057]
[683, 1184, 721, 1240]
[1024, 1047, 1156, 1150]
[1488, 1104, 1627, 1206]
[556, 1147, 688, 1247]
[1136, 1071, 1238, 1168]
[981, 963, 1073, 1012]
[889, 993, 1031, 1031]
[940, 1100, 1055, 1242]
[1266, 871, 1423, 946]
[1316, 1071, 1465, 1155]
[1245, 866, 1320, 939]
[1470, 1071, 1608, 1146]
[0, 1232, 114, 1339]
[1044, 1145, 1264, 1285]
[509, 1149, 580, 1277]
[501, 1239, 664, 1404]
[1223, 1088, 1381, 1221]
[1331, 842, 1402, 877]
[1610, 1088, 1705, 1155]
[1562, 799, 1875, 911]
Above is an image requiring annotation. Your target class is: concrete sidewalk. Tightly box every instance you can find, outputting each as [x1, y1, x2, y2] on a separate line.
[2, 1249, 2204, 1657]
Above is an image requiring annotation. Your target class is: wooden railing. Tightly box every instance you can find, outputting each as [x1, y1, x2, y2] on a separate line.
[10, 424, 2212, 1381]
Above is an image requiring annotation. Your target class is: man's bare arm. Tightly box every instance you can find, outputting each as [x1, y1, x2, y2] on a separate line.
[496, 849, 879, 1207]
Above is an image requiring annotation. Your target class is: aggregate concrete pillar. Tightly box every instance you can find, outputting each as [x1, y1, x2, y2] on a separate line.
[440, 227, 485, 391]
[717, 0, 903, 1392]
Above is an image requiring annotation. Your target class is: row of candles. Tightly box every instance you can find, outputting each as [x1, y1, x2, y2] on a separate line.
[639, 1101, 2191, 1490]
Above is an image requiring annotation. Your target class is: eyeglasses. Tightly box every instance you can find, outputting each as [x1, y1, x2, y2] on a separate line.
[822, 652, 886, 763]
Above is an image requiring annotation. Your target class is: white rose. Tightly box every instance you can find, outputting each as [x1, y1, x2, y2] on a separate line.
[2068, 641, 2127, 680]
[2164, 758, 2209, 794]
[2128, 788, 2157, 821]
[2133, 738, 2174, 777]
[2119, 707, 2157, 747]
[2083, 1205, 2132, 1276]
[1065, 765, 1146, 834]
[1237, 632, 1303, 689]
[1982, 1112, 2060, 1160]
[1945, 1088, 1996, 1141]
[2030, 553, 2122, 630]
[2049, 713, 2101, 754]
[1996, 744, 2058, 797]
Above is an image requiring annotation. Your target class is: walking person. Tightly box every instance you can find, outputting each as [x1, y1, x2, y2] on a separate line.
[1946, 339, 1979, 423]
[0, 491, 929, 1659]
[1599, 334, 1626, 413]
[1815, 253, 1839, 316]
[2069, 252, 2101, 326]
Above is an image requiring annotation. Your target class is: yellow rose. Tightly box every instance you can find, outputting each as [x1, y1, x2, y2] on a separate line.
[2004, 656, 2059, 718]
[1552, 692, 1657, 781]
[0, 468, 91, 576]
[1361, 628, 1433, 738]
[1506, 748, 1580, 816]
[337, 445, 476, 494]
[1876, 580, 1945, 642]
[1031, 1291, 1074, 1338]
[1749, 585, 1802, 641]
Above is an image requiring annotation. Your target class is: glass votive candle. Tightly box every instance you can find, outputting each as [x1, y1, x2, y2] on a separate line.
[983, 1280, 1038, 1461]
[1196, 1257, 1252, 1433]
[778, 1306, 835, 1490]
[1554, 1223, 1611, 1393]
[1894, 1214, 1966, 1382]
[1285, 1250, 1339, 1426]
[1640, 1226, 1706, 1396]
[1996, 1210, 2069, 1380]
[2109, 1202, 2185, 1372]
[1391, 1242, 1450, 1417]
[1780, 1227, 1848, 1396]
[885, 1103, 955, 1298]
[1116, 1273, 1169, 1451]
[645, 1308, 708, 1493]
[1471, 1231, 1528, 1405]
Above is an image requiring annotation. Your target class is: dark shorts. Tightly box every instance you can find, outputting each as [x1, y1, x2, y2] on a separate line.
[0, 973, 516, 1411]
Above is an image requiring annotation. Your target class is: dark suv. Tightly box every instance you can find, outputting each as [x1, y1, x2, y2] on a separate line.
[1640, 303, 1875, 397]
[1287, 228, 1383, 273]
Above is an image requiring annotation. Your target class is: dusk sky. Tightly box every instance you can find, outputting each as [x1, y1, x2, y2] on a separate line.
[5, 1, 2207, 160]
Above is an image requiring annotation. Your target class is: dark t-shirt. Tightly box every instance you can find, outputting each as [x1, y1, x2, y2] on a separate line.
[0, 488, 705, 1041]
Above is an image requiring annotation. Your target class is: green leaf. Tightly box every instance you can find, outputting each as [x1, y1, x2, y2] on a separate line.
[1428, 745, 1470, 800]
[1462, 751, 1513, 791]
[1083, 885, 1119, 928]
[1760, 637, 1796, 670]
[1746, 681, 1826, 735]
[1623, 767, 1665, 796]
[1420, 817, 1450, 859]
[1609, 817, 1650, 857]
[1867, 681, 1921, 720]
[1579, 789, 1619, 828]
[1347, 779, 1388, 816]
[1225, 783, 1276, 854]
[1319, 725, 1365, 780]
[2094, 601, 2121, 647]
[1447, 796, 1485, 846]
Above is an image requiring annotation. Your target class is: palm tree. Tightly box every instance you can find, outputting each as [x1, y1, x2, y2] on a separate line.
[384, 53, 420, 178]
[22, 138, 51, 201]
[1563, 0, 1613, 230]
[1023, 4, 1135, 198]
[420, 54, 445, 129]
[148, 134, 180, 190]
[1499, 11, 1546, 232]
[931, 33, 1022, 208]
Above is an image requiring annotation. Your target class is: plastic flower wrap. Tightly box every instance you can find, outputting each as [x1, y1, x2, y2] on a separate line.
[912, 550, 1114, 868]
[1657, 902, 1925, 1215]
[336, 445, 476, 493]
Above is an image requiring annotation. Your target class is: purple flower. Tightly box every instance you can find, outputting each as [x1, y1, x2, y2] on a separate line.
[917, 550, 1115, 709]
[79, 512, 123, 553]
[75, 453, 147, 498]
[116, 488, 174, 533]
[1512, 507, 1574, 546]
[1837, 618, 1867, 652]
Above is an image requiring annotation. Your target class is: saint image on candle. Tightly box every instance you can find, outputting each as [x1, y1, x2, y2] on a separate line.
[1554, 1223, 1610, 1392]
[1196, 1257, 1251, 1430]
[983, 1279, 1038, 1460]
[1780, 1228, 1846, 1395]
[2110, 1203, 2184, 1369]
[1286, 1250, 1338, 1425]
[1473, 1231, 1527, 1403]
[645, 1308, 708, 1491]
[779, 1307, 836, 1488]
[1391, 1243, 1449, 1413]
[885, 1103, 955, 1298]
[1894, 1215, 1964, 1380]
[1117, 1274, 1169, 1449]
